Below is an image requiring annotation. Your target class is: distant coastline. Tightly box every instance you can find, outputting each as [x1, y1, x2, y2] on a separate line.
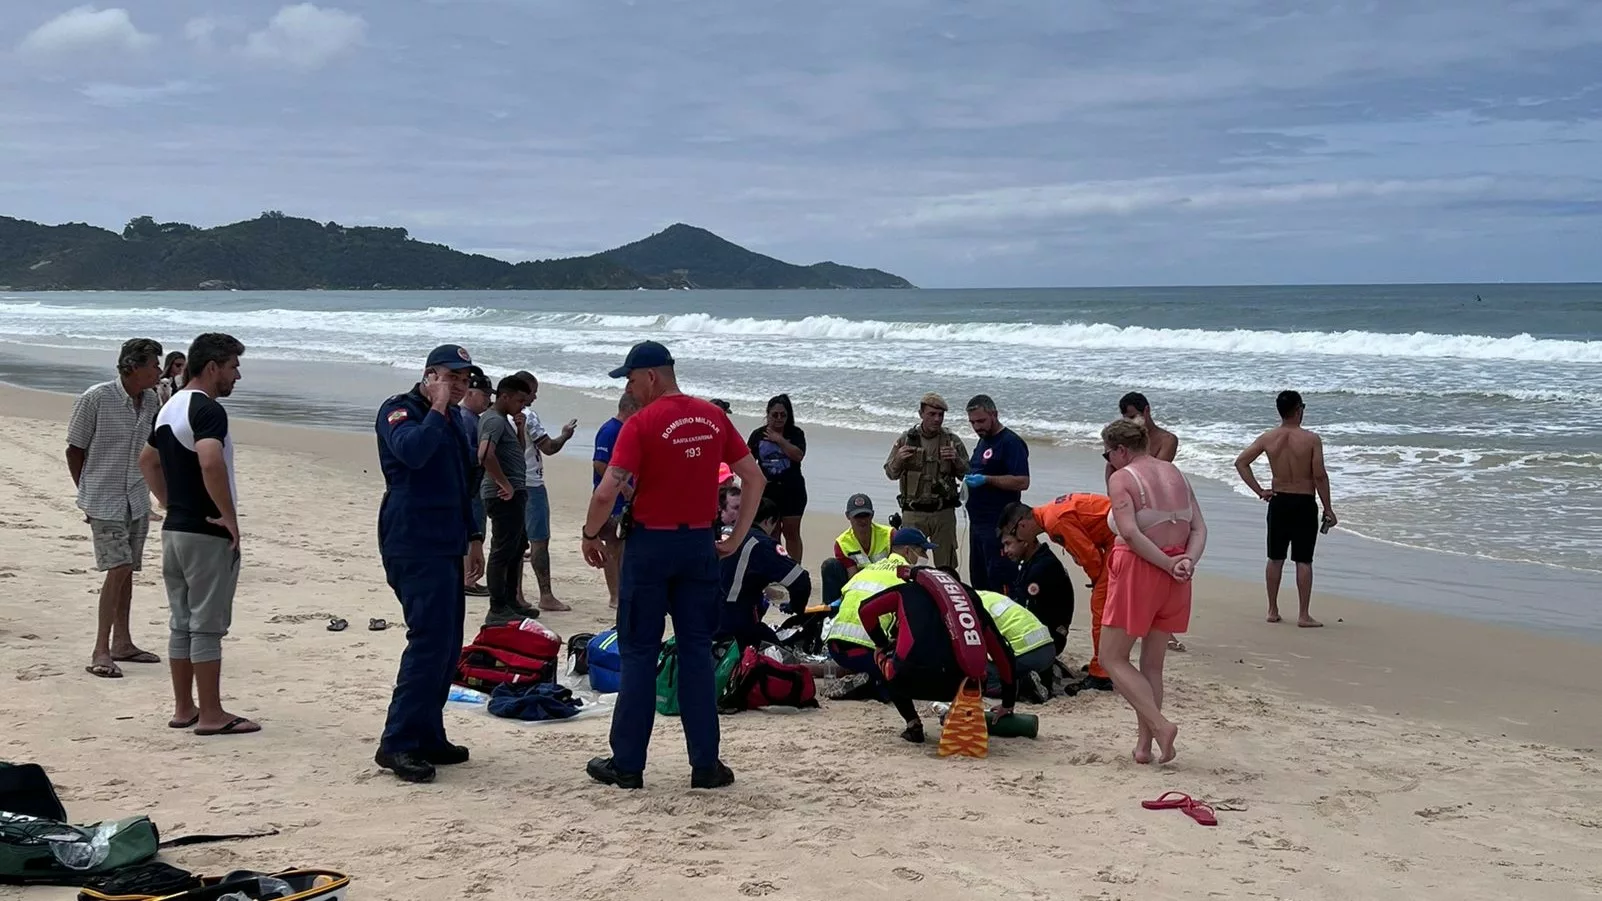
[0, 215, 915, 292]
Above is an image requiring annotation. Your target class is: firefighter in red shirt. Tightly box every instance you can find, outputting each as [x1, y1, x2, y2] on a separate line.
[581, 341, 765, 791]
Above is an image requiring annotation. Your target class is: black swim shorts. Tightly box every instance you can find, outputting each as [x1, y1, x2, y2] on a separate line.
[1266, 493, 1319, 564]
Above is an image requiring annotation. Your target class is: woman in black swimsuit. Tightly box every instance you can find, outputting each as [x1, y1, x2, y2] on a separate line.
[747, 394, 808, 562]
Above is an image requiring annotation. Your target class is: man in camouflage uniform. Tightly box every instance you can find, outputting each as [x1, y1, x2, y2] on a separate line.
[883, 393, 967, 570]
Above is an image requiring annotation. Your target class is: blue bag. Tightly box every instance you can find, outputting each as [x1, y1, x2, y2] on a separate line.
[587, 629, 622, 693]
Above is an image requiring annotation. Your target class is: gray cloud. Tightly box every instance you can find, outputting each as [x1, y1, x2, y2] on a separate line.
[2, 0, 1600, 286]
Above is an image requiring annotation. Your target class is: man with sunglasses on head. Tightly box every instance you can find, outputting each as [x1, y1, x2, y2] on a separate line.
[1234, 390, 1337, 629]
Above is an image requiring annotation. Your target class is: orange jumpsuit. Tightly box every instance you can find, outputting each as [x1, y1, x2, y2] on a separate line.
[1034, 493, 1116, 679]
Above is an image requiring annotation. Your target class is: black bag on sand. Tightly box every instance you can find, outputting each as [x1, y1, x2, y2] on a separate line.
[88, 868, 352, 901]
[0, 762, 67, 821]
[77, 861, 202, 899]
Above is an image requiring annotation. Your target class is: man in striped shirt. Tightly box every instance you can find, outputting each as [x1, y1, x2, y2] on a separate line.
[66, 338, 165, 679]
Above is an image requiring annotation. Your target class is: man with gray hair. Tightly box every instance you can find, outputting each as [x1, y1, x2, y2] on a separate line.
[66, 337, 165, 680]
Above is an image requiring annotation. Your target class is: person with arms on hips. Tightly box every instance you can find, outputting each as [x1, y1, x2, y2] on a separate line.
[857, 566, 1019, 744]
[510, 370, 578, 612]
[139, 333, 257, 736]
[581, 341, 765, 790]
[479, 375, 537, 625]
[592, 391, 641, 610]
[459, 368, 493, 597]
[884, 392, 967, 570]
[962, 395, 1030, 592]
[370, 344, 486, 783]
[1233, 390, 1336, 628]
[820, 493, 892, 603]
[67, 337, 165, 680]
[822, 528, 930, 698]
[717, 497, 811, 648]
[747, 394, 808, 562]
[998, 495, 1116, 691]
[1100, 419, 1207, 765]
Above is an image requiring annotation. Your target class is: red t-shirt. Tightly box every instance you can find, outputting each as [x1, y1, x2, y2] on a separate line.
[608, 393, 750, 529]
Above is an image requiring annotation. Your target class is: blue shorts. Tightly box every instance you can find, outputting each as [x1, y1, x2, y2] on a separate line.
[524, 484, 551, 542]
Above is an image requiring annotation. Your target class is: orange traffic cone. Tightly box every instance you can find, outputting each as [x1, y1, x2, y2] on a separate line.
[936, 678, 989, 758]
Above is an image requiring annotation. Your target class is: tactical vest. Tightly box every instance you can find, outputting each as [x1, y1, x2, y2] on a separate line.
[835, 523, 892, 568]
[826, 554, 910, 648]
[898, 427, 960, 509]
[977, 591, 1054, 655]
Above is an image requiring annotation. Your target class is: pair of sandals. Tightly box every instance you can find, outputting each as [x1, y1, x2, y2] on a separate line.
[1142, 791, 1217, 826]
[85, 649, 161, 679]
[327, 618, 388, 632]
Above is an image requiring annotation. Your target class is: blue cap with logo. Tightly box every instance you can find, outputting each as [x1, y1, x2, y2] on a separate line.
[891, 527, 936, 549]
[425, 344, 475, 371]
[609, 340, 675, 379]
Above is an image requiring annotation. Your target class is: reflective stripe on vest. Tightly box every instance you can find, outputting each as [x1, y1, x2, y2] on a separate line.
[835, 524, 893, 568]
[826, 555, 909, 647]
[978, 591, 1053, 654]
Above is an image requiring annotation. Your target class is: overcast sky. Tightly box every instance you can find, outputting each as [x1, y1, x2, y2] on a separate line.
[2, 1, 1600, 287]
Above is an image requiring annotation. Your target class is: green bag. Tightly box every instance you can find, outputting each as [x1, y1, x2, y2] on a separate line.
[0, 811, 160, 886]
[655, 638, 741, 716]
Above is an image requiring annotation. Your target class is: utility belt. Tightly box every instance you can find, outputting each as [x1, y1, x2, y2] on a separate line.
[899, 495, 960, 513]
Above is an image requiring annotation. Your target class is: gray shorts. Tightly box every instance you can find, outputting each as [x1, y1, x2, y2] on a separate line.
[90, 515, 149, 572]
[162, 531, 241, 664]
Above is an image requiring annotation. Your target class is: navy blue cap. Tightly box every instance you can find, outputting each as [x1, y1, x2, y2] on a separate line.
[891, 527, 936, 549]
[608, 340, 675, 379]
[425, 344, 475, 371]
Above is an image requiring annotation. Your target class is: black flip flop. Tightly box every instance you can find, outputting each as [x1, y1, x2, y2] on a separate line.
[85, 663, 123, 679]
[368, 618, 388, 631]
[327, 618, 348, 632]
[194, 716, 261, 737]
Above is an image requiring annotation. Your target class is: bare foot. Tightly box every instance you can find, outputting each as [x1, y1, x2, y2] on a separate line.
[85, 653, 122, 679]
[194, 713, 261, 736]
[1133, 723, 1154, 764]
[1266, 610, 1282, 623]
[168, 706, 199, 729]
[539, 595, 572, 612]
[1155, 722, 1180, 764]
[1298, 617, 1324, 628]
[110, 645, 160, 664]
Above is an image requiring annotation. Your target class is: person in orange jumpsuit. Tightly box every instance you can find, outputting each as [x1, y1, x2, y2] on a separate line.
[999, 495, 1116, 691]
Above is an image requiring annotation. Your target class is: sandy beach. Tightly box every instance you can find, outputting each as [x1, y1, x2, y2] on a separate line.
[3, 383, 1601, 901]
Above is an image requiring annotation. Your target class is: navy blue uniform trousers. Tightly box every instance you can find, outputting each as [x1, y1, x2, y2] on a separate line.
[610, 526, 721, 774]
[969, 518, 1019, 593]
[380, 555, 466, 754]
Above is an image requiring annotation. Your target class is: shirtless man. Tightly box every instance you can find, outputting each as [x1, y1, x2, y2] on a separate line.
[1233, 390, 1337, 628]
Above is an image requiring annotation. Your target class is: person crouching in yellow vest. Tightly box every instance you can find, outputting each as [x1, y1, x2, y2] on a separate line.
[820, 493, 893, 604]
[977, 590, 1056, 704]
[823, 529, 934, 697]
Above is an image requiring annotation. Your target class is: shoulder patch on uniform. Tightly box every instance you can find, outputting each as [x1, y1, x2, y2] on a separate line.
[776, 545, 791, 558]
[1027, 582, 1040, 596]
[387, 409, 410, 424]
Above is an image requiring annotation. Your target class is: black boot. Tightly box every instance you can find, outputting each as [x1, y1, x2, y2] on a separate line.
[586, 756, 643, 789]
[690, 762, 735, 789]
[375, 749, 436, 783]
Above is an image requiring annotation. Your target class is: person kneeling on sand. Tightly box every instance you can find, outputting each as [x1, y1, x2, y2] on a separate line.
[717, 498, 811, 648]
[976, 590, 1056, 703]
[822, 529, 931, 695]
[858, 565, 1018, 744]
[1100, 419, 1207, 765]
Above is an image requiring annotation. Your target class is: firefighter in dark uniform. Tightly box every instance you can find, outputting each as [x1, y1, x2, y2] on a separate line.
[373, 344, 485, 784]
[883, 393, 968, 570]
[717, 497, 813, 648]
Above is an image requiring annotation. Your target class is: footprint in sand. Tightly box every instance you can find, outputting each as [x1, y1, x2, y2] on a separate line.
[738, 880, 779, 896]
[892, 867, 924, 883]
[15, 663, 64, 681]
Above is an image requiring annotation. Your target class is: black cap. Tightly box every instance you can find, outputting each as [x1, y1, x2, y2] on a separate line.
[425, 344, 474, 371]
[709, 398, 732, 413]
[609, 340, 674, 379]
[467, 370, 493, 393]
[845, 493, 874, 517]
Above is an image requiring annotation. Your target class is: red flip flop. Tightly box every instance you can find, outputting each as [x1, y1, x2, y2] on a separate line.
[1141, 791, 1193, 810]
[1182, 800, 1218, 826]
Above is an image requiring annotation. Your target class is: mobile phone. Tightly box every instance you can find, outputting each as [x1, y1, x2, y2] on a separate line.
[1320, 513, 1335, 534]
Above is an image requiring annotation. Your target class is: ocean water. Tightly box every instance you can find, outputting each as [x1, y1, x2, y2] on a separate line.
[2, 285, 1600, 575]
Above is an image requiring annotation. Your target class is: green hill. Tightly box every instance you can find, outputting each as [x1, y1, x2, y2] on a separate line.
[0, 213, 914, 291]
[600, 223, 913, 289]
